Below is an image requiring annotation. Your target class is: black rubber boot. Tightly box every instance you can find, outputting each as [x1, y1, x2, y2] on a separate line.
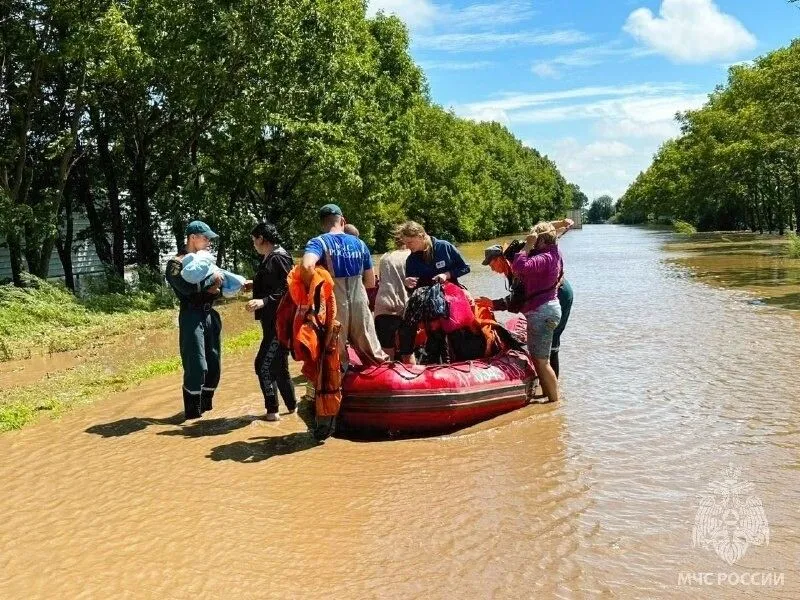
[183, 390, 202, 420]
[200, 392, 214, 413]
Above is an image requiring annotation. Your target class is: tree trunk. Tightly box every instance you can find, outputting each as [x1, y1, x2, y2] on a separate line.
[761, 179, 775, 233]
[56, 189, 75, 291]
[792, 162, 800, 234]
[172, 214, 185, 257]
[132, 141, 159, 270]
[37, 233, 57, 280]
[22, 222, 43, 278]
[775, 171, 785, 235]
[77, 150, 113, 267]
[92, 107, 125, 275]
[7, 231, 24, 286]
[752, 180, 764, 234]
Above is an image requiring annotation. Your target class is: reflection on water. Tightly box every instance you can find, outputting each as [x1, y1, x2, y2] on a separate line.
[0, 225, 798, 598]
[667, 232, 800, 312]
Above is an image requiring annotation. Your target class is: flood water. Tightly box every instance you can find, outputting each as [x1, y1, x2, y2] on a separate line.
[1, 225, 798, 599]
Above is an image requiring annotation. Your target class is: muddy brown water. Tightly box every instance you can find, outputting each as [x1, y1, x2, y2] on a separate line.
[1, 225, 799, 599]
[667, 232, 800, 313]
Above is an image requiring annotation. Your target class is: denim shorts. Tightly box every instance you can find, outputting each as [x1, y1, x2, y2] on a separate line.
[525, 300, 562, 359]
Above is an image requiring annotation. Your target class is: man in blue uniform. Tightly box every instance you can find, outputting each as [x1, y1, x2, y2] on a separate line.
[301, 204, 387, 367]
[165, 221, 223, 420]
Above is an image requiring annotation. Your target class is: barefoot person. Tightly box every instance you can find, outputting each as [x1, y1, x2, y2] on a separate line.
[246, 222, 296, 422]
[477, 218, 574, 377]
[511, 222, 564, 403]
[165, 221, 223, 420]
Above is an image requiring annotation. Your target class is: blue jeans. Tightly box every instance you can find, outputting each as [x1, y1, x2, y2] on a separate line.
[525, 301, 562, 359]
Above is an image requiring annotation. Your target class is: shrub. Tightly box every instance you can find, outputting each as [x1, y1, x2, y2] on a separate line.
[673, 220, 697, 235]
[787, 232, 800, 258]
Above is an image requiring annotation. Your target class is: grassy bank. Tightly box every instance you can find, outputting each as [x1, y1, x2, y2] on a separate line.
[0, 276, 178, 361]
[0, 274, 266, 432]
[0, 326, 262, 432]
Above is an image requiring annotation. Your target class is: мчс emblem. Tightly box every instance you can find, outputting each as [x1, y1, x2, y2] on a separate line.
[692, 465, 769, 565]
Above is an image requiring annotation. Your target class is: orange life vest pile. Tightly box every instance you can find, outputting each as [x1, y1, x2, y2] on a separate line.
[276, 266, 342, 417]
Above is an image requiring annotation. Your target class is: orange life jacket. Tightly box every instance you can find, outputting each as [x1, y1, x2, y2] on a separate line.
[472, 303, 509, 357]
[277, 266, 342, 416]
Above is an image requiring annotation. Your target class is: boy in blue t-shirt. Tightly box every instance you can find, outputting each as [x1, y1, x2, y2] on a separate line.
[302, 204, 388, 367]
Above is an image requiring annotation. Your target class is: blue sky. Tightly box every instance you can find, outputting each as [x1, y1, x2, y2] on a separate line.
[368, 0, 800, 200]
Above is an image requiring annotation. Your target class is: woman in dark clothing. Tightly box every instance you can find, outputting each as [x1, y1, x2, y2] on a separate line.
[398, 221, 470, 289]
[395, 221, 471, 364]
[246, 222, 296, 421]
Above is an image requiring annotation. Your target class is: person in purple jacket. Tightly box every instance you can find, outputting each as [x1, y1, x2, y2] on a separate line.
[512, 221, 564, 403]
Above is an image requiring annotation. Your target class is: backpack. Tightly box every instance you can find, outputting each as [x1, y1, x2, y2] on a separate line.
[416, 283, 449, 322]
[439, 283, 476, 334]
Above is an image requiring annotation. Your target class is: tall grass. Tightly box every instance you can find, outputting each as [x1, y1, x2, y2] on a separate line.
[0, 325, 262, 432]
[0, 274, 177, 361]
[787, 232, 800, 258]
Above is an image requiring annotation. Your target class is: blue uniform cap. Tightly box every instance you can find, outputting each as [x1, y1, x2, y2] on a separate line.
[185, 220, 218, 239]
[318, 203, 343, 219]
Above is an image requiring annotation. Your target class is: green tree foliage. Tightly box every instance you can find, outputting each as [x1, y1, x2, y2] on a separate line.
[586, 195, 615, 224]
[568, 183, 589, 211]
[1, 1, 574, 288]
[619, 39, 800, 233]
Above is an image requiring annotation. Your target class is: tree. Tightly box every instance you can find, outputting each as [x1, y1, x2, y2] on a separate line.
[619, 39, 800, 233]
[568, 183, 589, 211]
[587, 195, 615, 224]
[1, 0, 579, 287]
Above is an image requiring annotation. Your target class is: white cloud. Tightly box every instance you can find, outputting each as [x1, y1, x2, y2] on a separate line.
[419, 60, 495, 71]
[544, 138, 642, 199]
[532, 62, 560, 78]
[415, 29, 589, 52]
[467, 84, 710, 198]
[456, 83, 689, 116]
[368, 0, 538, 35]
[624, 0, 756, 63]
[511, 92, 708, 129]
[367, 0, 438, 30]
[446, 2, 537, 29]
[531, 43, 654, 78]
[465, 106, 512, 125]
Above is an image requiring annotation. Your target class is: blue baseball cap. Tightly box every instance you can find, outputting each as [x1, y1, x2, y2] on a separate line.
[318, 203, 343, 218]
[185, 220, 218, 239]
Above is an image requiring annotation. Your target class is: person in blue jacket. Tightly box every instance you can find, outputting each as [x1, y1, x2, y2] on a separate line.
[395, 221, 471, 364]
[397, 221, 470, 289]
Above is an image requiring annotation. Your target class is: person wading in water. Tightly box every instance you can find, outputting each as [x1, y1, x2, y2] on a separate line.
[165, 221, 223, 420]
[245, 222, 297, 421]
[301, 204, 387, 369]
[477, 218, 574, 377]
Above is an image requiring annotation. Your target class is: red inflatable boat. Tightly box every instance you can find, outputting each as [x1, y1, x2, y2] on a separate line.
[337, 349, 535, 439]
